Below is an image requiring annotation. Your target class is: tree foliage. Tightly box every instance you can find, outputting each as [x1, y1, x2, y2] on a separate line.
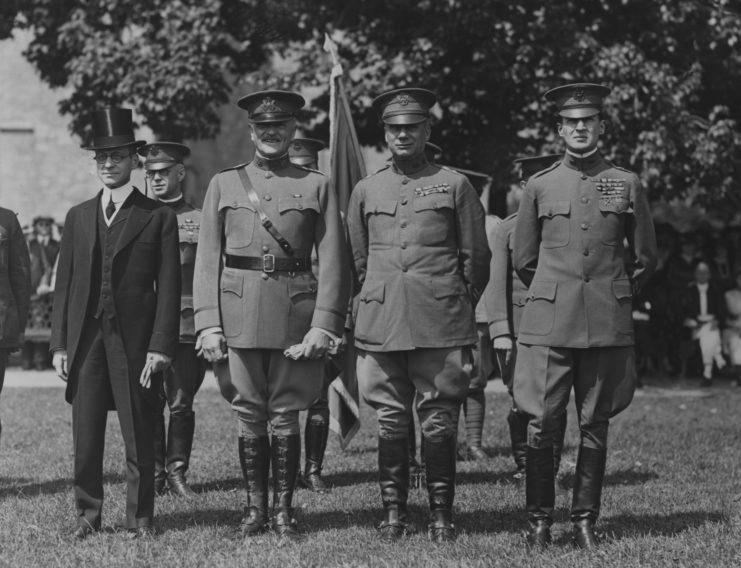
[7, 0, 741, 213]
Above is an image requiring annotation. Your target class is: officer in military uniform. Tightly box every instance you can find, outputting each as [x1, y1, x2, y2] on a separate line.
[512, 84, 657, 548]
[138, 142, 206, 497]
[487, 154, 566, 481]
[287, 137, 333, 494]
[347, 88, 490, 542]
[194, 91, 349, 539]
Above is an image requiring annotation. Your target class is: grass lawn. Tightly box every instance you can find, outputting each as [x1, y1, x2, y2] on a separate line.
[0, 379, 739, 567]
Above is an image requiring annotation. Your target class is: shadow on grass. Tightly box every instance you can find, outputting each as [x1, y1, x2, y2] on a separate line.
[191, 477, 243, 494]
[558, 468, 659, 489]
[157, 507, 242, 533]
[454, 507, 524, 535]
[0, 477, 69, 498]
[323, 470, 377, 487]
[599, 511, 725, 540]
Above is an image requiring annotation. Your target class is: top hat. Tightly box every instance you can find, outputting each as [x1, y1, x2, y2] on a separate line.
[513, 154, 562, 179]
[84, 108, 146, 151]
[237, 90, 305, 123]
[288, 138, 326, 167]
[544, 83, 612, 119]
[32, 216, 55, 226]
[138, 142, 191, 171]
[373, 88, 437, 125]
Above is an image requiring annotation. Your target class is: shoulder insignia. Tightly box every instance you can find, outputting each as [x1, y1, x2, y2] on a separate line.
[219, 162, 249, 173]
[365, 164, 390, 178]
[530, 160, 561, 180]
[294, 164, 325, 176]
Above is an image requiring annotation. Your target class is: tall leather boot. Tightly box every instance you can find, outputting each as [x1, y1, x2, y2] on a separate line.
[238, 436, 270, 536]
[303, 421, 330, 494]
[166, 411, 196, 497]
[525, 446, 555, 549]
[571, 446, 607, 548]
[553, 412, 568, 476]
[153, 413, 168, 496]
[408, 420, 423, 489]
[271, 434, 302, 540]
[378, 436, 414, 541]
[464, 390, 487, 460]
[424, 434, 457, 543]
[507, 407, 529, 480]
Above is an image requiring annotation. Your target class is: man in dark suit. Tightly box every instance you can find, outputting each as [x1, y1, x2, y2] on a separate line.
[22, 216, 60, 370]
[680, 260, 727, 385]
[0, 206, 32, 440]
[51, 108, 180, 539]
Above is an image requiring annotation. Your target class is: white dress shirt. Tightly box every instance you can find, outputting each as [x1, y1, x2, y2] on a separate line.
[101, 183, 135, 226]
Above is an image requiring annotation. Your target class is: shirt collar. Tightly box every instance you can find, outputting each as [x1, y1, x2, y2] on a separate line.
[391, 154, 428, 175]
[252, 152, 291, 171]
[697, 282, 709, 291]
[562, 148, 603, 172]
[158, 194, 183, 203]
[102, 182, 135, 205]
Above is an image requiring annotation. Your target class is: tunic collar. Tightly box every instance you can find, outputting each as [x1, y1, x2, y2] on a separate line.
[391, 154, 428, 175]
[562, 149, 603, 172]
[252, 153, 291, 171]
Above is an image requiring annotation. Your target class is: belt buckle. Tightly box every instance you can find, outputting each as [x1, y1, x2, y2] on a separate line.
[262, 254, 275, 273]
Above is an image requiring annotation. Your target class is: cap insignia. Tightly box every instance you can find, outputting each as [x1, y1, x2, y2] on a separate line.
[260, 97, 279, 112]
[574, 88, 585, 102]
[397, 94, 410, 106]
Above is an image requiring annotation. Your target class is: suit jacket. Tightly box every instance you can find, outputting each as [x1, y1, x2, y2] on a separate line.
[28, 238, 60, 291]
[347, 157, 490, 351]
[486, 213, 529, 339]
[50, 189, 181, 403]
[194, 155, 350, 348]
[513, 151, 657, 348]
[0, 207, 31, 348]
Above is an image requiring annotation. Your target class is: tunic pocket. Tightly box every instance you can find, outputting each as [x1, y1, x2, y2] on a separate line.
[354, 280, 386, 344]
[287, 274, 318, 341]
[599, 198, 631, 246]
[221, 201, 256, 249]
[219, 270, 244, 338]
[365, 200, 398, 248]
[538, 200, 570, 249]
[519, 280, 557, 336]
[414, 193, 455, 246]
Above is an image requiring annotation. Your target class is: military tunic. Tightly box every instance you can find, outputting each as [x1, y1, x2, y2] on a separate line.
[512, 151, 657, 449]
[347, 157, 490, 438]
[193, 155, 350, 432]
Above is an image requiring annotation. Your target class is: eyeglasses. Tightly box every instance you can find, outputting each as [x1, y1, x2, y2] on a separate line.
[94, 151, 132, 164]
[145, 167, 175, 178]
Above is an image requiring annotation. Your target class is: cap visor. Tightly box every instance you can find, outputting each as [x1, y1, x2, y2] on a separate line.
[144, 161, 178, 171]
[559, 108, 600, 119]
[383, 114, 428, 125]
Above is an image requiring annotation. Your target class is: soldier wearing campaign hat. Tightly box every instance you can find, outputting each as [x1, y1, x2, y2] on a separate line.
[487, 155, 567, 482]
[138, 142, 206, 498]
[194, 90, 350, 539]
[346, 87, 490, 542]
[512, 84, 657, 549]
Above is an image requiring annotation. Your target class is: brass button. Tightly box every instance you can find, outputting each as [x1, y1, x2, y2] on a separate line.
[401, 243, 407, 249]
[261, 272, 269, 280]
[581, 223, 588, 230]
[264, 194, 272, 201]
[262, 245, 269, 253]
[265, 172, 273, 179]
[298, 204, 303, 210]
[402, 177, 409, 185]
[583, 249, 589, 256]
[583, 275, 590, 282]
[402, 266, 408, 272]
[581, 197, 589, 204]
[401, 221, 408, 228]
[401, 198, 408, 205]
[581, 175, 587, 180]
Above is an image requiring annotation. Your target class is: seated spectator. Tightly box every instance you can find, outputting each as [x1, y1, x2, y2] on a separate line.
[722, 268, 741, 387]
[710, 237, 733, 291]
[681, 260, 726, 386]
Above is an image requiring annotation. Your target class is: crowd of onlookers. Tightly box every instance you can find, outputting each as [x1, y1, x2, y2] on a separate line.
[634, 223, 741, 386]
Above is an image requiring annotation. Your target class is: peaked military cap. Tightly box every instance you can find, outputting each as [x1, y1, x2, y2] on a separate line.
[138, 142, 191, 171]
[514, 154, 562, 179]
[237, 90, 305, 123]
[84, 108, 146, 150]
[373, 88, 436, 125]
[544, 83, 611, 119]
[425, 142, 443, 162]
[288, 138, 326, 167]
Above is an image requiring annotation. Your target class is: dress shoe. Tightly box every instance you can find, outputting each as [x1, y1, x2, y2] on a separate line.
[572, 518, 599, 548]
[73, 524, 98, 540]
[301, 471, 329, 494]
[126, 526, 155, 539]
[167, 470, 196, 498]
[427, 510, 456, 543]
[378, 510, 415, 542]
[525, 519, 552, 548]
[466, 445, 488, 461]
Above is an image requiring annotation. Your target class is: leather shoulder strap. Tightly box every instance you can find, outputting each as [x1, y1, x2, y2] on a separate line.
[236, 167, 294, 256]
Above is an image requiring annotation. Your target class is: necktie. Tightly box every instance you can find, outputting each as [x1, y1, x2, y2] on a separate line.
[105, 196, 116, 220]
